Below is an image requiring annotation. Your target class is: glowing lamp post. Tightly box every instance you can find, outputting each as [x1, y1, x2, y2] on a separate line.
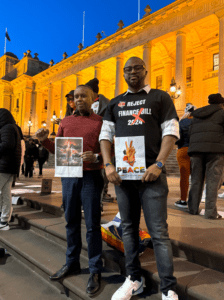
[42, 120, 47, 128]
[167, 77, 182, 101]
[50, 110, 57, 137]
[27, 117, 33, 137]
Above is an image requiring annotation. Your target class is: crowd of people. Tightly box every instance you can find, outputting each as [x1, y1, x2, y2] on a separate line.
[0, 55, 224, 300]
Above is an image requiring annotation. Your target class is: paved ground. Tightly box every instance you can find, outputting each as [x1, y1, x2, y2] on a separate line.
[14, 168, 224, 216]
[12, 169, 224, 226]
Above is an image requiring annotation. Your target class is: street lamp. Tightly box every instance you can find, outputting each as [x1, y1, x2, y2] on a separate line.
[167, 77, 182, 101]
[50, 110, 57, 137]
[41, 120, 47, 128]
[27, 117, 33, 137]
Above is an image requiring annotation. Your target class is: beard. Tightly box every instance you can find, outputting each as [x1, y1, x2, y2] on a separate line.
[127, 80, 142, 90]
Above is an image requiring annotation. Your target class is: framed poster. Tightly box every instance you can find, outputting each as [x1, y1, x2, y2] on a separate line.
[115, 136, 146, 180]
[55, 137, 83, 177]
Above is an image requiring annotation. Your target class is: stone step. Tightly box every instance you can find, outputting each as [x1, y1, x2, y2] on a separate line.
[0, 253, 71, 300]
[0, 221, 160, 300]
[12, 202, 224, 275]
[6, 205, 224, 300]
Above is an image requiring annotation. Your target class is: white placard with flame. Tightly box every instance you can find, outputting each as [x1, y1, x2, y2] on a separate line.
[55, 137, 83, 177]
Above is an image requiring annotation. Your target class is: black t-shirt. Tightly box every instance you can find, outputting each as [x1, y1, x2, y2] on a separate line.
[103, 88, 178, 166]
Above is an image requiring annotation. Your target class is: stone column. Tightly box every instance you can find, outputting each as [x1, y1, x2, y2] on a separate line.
[22, 89, 32, 134]
[46, 84, 53, 131]
[193, 46, 204, 108]
[143, 41, 152, 86]
[76, 73, 83, 86]
[60, 81, 67, 118]
[94, 65, 102, 93]
[163, 58, 173, 92]
[215, 9, 224, 96]
[175, 31, 186, 115]
[35, 91, 43, 130]
[31, 82, 38, 132]
[115, 54, 124, 96]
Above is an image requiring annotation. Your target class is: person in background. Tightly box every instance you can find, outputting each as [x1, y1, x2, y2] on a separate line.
[38, 143, 49, 178]
[24, 138, 38, 178]
[55, 90, 76, 126]
[65, 90, 76, 116]
[85, 78, 112, 203]
[174, 104, 196, 209]
[0, 109, 21, 230]
[188, 93, 224, 219]
[12, 125, 25, 187]
[21, 137, 28, 175]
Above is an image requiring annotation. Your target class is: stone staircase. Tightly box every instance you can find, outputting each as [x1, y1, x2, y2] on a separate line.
[0, 198, 224, 300]
[165, 147, 180, 177]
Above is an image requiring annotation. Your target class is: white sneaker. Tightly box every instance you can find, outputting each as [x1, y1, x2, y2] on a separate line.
[218, 192, 224, 198]
[162, 290, 179, 300]
[111, 275, 143, 300]
[0, 222, 9, 230]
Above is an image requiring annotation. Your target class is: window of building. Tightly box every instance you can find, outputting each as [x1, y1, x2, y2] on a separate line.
[186, 67, 192, 82]
[16, 99, 19, 108]
[44, 100, 48, 110]
[213, 53, 219, 71]
[156, 75, 163, 89]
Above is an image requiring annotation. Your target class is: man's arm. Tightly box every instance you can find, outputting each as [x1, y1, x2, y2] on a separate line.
[100, 140, 122, 185]
[141, 135, 177, 182]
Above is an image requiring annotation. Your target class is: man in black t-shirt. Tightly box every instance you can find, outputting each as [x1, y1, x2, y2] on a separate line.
[99, 57, 179, 300]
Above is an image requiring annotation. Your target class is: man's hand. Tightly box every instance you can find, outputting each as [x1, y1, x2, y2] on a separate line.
[35, 128, 49, 142]
[81, 151, 97, 163]
[141, 164, 162, 182]
[54, 118, 62, 125]
[105, 164, 122, 186]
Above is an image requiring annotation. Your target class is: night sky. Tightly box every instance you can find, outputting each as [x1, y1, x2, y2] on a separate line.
[1, 0, 173, 64]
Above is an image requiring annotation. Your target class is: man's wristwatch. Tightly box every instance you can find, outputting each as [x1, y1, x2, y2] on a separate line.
[104, 162, 113, 168]
[155, 161, 164, 169]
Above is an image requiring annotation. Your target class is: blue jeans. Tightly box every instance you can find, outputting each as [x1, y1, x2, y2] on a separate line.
[61, 170, 103, 274]
[115, 172, 177, 294]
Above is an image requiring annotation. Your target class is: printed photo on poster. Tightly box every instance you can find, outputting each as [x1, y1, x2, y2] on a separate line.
[115, 136, 146, 180]
[55, 137, 83, 177]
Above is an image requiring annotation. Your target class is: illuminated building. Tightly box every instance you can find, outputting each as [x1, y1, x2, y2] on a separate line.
[0, 0, 223, 135]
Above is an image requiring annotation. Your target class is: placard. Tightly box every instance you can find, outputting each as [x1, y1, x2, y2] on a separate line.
[55, 137, 83, 177]
[115, 136, 146, 180]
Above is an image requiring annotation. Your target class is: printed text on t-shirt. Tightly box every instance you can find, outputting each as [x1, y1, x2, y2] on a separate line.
[127, 99, 146, 106]
[118, 107, 152, 126]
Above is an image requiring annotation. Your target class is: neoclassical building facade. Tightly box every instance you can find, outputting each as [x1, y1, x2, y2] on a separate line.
[0, 0, 224, 135]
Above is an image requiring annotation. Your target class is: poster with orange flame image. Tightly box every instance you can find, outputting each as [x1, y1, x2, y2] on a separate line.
[115, 136, 146, 180]
[55, 137, 83, 177]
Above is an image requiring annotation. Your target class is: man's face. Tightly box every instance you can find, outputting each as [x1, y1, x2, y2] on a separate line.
[66, 95, 75, 109]
[123, 58, 147, 91]
[74, 86, 93, 113]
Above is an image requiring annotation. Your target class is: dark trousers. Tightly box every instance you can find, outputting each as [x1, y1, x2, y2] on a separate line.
[25, 159, 34, 178]
[188, 153, 224, 218]
[101, 168, 109, 198]
[61, 170, 104, 273]
[21, 163, 25, 174]
[38, 158, 46, 175]
[115, 173, 176, 294]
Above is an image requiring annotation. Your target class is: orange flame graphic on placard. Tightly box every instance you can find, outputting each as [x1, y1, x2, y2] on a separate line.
[123, 140, 136, 166]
